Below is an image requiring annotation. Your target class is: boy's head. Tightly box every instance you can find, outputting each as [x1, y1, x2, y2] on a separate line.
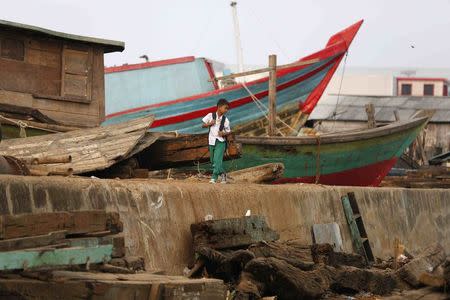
[217, 98, 230, 115]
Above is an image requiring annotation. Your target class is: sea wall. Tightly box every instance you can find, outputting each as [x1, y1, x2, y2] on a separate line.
[0, 175, 448, 275]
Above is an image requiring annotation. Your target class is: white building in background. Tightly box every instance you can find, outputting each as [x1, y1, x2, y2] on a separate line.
[324, 67, 450, 97]
[396, 77, 448, 97]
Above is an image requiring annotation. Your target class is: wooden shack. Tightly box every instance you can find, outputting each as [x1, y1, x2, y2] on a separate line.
[0, 19, 124, 129]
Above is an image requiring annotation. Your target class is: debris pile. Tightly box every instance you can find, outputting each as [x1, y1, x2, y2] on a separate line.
[0, 210, 227, 299]
[381, 166, 450, 188]
[187, 216, 449, 299]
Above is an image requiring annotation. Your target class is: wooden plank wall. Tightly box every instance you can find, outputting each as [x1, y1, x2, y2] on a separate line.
[0, 29, 105, 127]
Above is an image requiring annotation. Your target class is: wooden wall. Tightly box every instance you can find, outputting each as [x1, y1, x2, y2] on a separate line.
[0, 28, 105, 127]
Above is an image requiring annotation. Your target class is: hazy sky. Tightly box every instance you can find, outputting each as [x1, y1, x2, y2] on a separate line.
[2, 0, 450, 68]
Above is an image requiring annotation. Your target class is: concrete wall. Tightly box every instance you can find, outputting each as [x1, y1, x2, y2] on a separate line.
[0, 175, 448, 275]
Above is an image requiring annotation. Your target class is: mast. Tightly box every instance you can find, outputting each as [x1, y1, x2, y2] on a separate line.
[230, 1, 245, 78]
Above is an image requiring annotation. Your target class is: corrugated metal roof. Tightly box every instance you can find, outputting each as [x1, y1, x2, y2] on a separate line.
[0, 19, 124, 53]
[310, 95, 450, 123]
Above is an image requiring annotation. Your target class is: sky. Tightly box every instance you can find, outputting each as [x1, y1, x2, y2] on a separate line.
[2, 0, 450, 68]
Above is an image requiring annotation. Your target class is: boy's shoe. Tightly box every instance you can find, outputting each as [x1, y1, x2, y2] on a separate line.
[220, 173, 228, 184]
[209, 179, 216, 184]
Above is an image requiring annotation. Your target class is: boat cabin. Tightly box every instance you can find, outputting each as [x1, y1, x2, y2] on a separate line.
[0, 19, 124, 128]
[103, 57, 224, 125]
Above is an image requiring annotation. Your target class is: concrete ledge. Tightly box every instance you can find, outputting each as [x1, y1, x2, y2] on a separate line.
[0, 175, 448, 275]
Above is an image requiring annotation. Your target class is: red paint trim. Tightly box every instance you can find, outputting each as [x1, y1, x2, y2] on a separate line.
[104, 56, 196, 74]
[204, 59, 219, 90]
[396, 77, 448, 82]
[272, 157, 398, 187]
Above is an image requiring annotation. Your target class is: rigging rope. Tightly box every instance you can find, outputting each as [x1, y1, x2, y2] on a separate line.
[331, 51, 349, 131]
[240, 81, 298, 136]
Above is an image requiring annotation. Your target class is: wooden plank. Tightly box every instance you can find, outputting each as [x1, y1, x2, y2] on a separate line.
[0, 245, 112, 270]
[0, 231, 67, 252]
[0, 211, 122, 240]
[341, 195, 365, 256]
[64, 49, 89, 75]
[212, 58, 320, 81]
[191, 216, 279, 250]
[268, 54, 277, 136]
[228, 163, 284, 183]
[66, 235, 125, 258]
[92, 48, 105, 122]
[365, 103, 376, 129]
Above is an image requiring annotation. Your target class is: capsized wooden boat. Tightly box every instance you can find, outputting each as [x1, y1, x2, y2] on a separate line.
[226, 115, 431, 186]
[103, 20, 363, 133]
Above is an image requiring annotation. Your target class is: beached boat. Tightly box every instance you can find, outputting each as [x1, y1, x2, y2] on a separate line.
[104, 20, 363, 133]
[228, 115, 431, 186]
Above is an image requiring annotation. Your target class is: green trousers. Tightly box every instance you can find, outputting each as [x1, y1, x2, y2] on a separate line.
[209, 140, 226, 180]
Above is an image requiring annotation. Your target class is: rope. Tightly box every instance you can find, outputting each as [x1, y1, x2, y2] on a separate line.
[331, 51, 349, 130]
[0, 114, 28, 138]
[241, 81, 297, 136]
[314, 134, 321, 184]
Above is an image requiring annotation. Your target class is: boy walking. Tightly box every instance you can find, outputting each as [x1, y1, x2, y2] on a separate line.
[202, 99, 231, 184]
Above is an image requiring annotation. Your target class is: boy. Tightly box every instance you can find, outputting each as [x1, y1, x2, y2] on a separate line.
[202, 98, 231, 184]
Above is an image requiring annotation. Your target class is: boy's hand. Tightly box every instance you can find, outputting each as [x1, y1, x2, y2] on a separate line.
[207, 120, 215, 126]
[218, 131, 228, 137]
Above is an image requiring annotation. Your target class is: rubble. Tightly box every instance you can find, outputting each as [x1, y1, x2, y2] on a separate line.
[188, 216, 449, 299]
[396, 243, 446, 287]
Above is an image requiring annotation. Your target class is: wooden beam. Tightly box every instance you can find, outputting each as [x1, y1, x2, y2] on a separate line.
[191, 216, 279, 250]
[0, 231, 67, 252]
[211, 58, 320, 82]
[268, 54, 277, 136]
[0, 211, 122, 240]
[394, 110, 400, 121]
[365, 103, 376, 129]
[0, 245, 113, 270]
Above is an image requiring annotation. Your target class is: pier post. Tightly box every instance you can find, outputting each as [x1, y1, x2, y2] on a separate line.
[268, 54, 277, 136]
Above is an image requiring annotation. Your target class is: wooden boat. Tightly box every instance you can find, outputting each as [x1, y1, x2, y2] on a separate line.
[103, 20, 363, 133]
[227, 115, 431, 186]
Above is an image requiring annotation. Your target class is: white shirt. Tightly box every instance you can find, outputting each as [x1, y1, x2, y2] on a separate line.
[202, 112, 231, 146]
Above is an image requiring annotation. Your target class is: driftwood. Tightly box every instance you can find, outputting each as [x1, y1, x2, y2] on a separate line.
[242, 257, 330, 300]
[311, 243, 367, 268]
[248, 241, 314, 271]
[396, 243, 446, 287]
[228, 163, 284, 184]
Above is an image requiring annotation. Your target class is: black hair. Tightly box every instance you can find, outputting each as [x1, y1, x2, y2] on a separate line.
[217, 98, 230, 107]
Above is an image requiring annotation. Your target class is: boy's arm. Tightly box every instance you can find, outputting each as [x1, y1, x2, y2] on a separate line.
[201, 114, 214, 128]
[219, 119, 232, 136]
